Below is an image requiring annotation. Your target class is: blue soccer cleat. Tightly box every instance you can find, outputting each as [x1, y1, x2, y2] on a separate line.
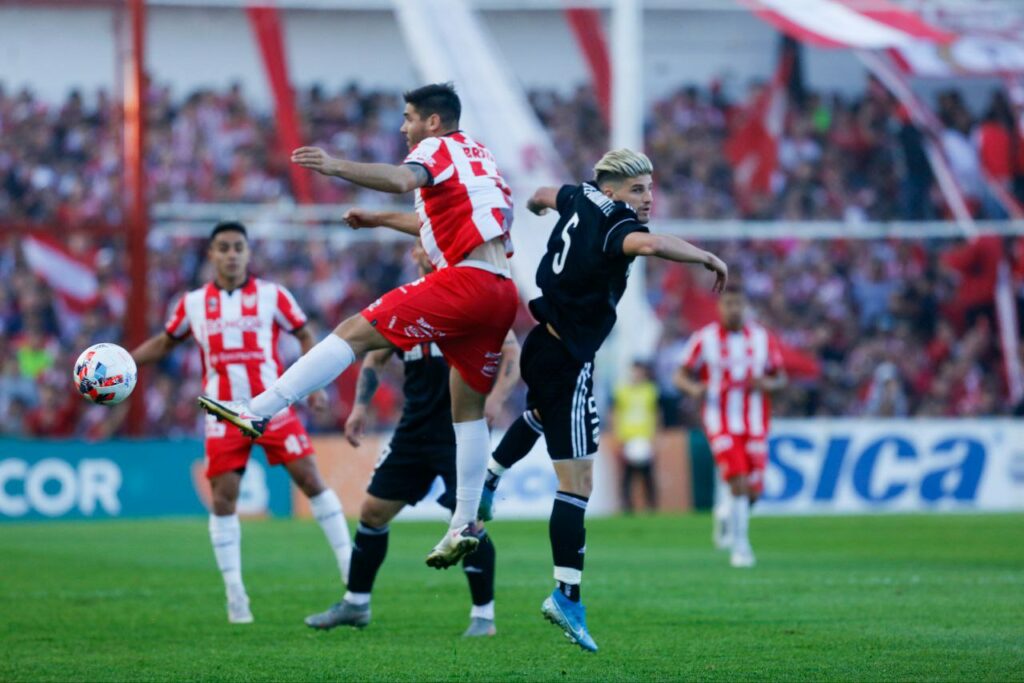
[477, 484, 496, 522]
[541, 589, 598, 653]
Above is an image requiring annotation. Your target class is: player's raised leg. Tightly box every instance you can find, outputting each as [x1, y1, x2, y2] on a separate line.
[306, 495, 404, 630]
[207, 471, 252, 624]
[198, 314, 392, 437]
[283, 457, 352, 585]
[480, 409, 544, 521]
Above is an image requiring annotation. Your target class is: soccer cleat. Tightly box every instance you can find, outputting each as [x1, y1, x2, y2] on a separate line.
[462, 617, 497, 637]
[541, 589, 598, 653]
[304, 600, 371, 630]
[227, 593, 254, 625]
[730, 547, 757, 568]
[477, 485, 496, 522]
[425, 524, 480, 569]
[197, 396, 268, 439]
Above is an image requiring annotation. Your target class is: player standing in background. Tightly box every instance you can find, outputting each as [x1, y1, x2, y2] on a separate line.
[197, 83, 519, 570]
[613, 360, 659, 513]
[304, 242, 519, 636]
[131, 221, 352, 624]
[674, 283, 787, 568]
[479, 150, 728, 651]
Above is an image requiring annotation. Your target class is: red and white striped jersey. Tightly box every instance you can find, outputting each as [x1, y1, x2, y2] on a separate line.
[679, 321, 783, 438]
[403, 132, 513, 269]
[164, 278, 307, 402]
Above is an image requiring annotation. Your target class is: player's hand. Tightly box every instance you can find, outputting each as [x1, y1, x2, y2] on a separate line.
[344, 208, 382, 230]
[484, 394, 504, 427]
[344, 407, 368, 448]
[308, 389, 329, 414]
[703, 252, 728, 293]
[526, 197, 549, 216]
[291, 146, 340, 176]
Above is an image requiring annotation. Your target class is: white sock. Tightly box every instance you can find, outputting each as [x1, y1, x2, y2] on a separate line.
[451, 419, 490, 528]
[309, 489, 352, 584]
[250, 335, 355, 417]
[344, 591, 370, 606]
[731, 494, 751, 553]
[470, 600, 495, 620]
[487, 457, 507, 477]
[209, 514, 244, 594]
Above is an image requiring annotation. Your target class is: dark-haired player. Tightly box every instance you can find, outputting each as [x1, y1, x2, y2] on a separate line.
[674, 283, 786, 568]
[132, 221, 352, 624]
[479, 149, 728, 651]
[197, 83, 519, 569]
[304, 242, 519, 636]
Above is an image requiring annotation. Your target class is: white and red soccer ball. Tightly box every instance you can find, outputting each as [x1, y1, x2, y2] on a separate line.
[73, 343, 137, 405]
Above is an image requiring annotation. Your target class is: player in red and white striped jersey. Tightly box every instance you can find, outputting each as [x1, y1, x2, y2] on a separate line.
[198, 83, 520, 571]
[675, 283, 786, 568]
[132, 222, 352, 624]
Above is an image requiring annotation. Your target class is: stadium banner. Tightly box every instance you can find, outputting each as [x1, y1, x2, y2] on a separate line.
[0, 438, 292, 521]
[759, 419, 1024, 514]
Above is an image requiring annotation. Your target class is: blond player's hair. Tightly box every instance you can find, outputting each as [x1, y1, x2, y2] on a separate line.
[593, 148, 654, 185]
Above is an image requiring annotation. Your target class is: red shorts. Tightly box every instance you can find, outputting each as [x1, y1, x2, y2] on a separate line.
[204, 408, 314, 479]
[361, 264, 518, 394]
[708, 433, 767, 494]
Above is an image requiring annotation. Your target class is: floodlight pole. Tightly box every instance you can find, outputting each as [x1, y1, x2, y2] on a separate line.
[610, 0, 642, 152]
[124, 0, 148, 436]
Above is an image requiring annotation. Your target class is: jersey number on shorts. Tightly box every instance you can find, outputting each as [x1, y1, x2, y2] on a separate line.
[552, 213, 580, 275]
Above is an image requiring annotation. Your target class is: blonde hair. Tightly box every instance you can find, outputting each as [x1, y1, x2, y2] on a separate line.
[593, 148, 654, 184]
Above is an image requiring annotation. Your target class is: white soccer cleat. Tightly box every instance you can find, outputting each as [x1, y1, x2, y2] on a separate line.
[198, 396, 268, 439]
[730, 547, 756, 568]
[227, 593, 254, 624]
[425, 524, 480, 569]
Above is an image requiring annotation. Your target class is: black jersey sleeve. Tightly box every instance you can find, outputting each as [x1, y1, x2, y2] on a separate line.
[602, 203, 649, 257]
[556, 184, 578, 214]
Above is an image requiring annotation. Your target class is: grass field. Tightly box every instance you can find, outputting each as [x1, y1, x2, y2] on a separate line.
[1, 513, 1022, 682]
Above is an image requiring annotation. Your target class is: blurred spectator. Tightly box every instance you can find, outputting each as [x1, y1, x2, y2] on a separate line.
[613, 361, 659, 513]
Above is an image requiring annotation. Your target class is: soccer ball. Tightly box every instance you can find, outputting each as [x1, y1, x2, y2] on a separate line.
[73, 343, 138, 405]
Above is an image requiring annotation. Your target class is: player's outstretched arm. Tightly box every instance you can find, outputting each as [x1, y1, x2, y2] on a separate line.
[291, 146, 428, 194]
[526, 187, 559, 216]
[622, 233, 728, 292]
[345, 348, 395, 448]
[131, 332, 184, 367]
[344, 208, 420, 237]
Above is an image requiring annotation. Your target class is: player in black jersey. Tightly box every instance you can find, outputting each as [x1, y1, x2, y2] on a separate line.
[478, 149, 728, 652]
[304, 243, 520, 637]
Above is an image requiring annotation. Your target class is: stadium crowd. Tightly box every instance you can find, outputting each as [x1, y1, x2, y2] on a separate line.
[2, 79, 1023, 437]
[5, 77, 1024, 223]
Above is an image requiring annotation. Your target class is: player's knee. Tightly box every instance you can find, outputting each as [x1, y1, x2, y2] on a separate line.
[211, 490, 237, 515]
[359, 499, 394, 528]
[729, 477, 748, 497]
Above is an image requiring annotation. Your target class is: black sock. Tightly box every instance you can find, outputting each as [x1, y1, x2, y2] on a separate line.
[462, 532, 496, 607]
[347, 522, 389, 595]
[550, 491, 587, 603]
[490, 412, 544, 475]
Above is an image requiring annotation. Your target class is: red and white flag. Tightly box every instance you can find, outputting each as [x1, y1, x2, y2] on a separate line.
[21, 234, 99, 310]
[743, 0, 954, 50]
[725, 51, 791, 205]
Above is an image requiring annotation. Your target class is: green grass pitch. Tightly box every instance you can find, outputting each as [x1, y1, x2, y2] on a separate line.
[1, 513, 1021, 682]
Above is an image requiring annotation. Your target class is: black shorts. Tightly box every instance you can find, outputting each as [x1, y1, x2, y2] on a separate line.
[521, 325, 600, 460]
[366, 438, 456, 510]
